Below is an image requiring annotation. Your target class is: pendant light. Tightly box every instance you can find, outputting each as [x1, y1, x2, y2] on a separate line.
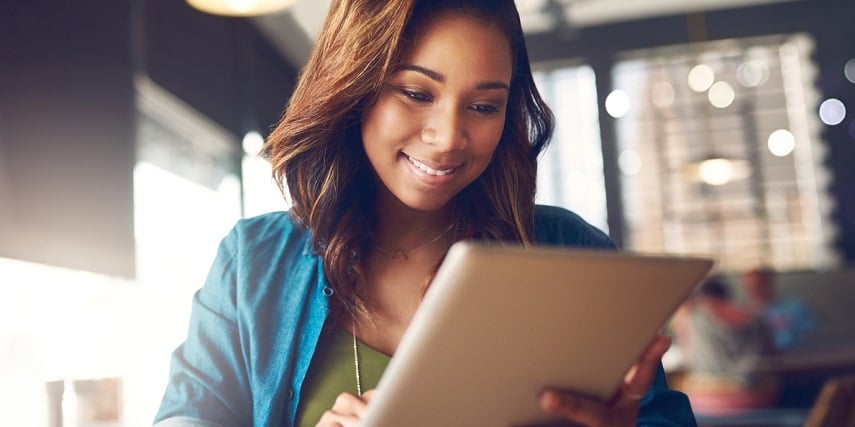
[186, 0, 298, 17]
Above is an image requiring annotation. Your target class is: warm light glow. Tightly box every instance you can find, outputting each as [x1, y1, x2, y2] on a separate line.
[226, 0, 258, 13]
[737, 61, 769, 87]
[186, 0, 297, 16]
[768, 129, 795, 157]
[242, 130, 265, 155]
[691, 158, 752, 186]
[819, 98, 846, 126]
[688, 64, 715, 92]
[605, 89, 630, 118]
[651, 82, 675, 108]
[698, 158, 734, 186]
[708, 81, 735, 108]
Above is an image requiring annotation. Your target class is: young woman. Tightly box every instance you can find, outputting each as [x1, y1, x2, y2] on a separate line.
[154, 0, 696, 426]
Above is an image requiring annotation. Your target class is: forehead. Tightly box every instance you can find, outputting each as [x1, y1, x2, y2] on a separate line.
[400, 11, 513, 79]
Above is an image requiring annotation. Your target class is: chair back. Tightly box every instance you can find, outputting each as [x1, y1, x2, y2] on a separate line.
[804, 374, 855, 427]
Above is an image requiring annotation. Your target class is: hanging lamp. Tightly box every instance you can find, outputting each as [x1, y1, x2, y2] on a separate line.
[186, 0, 298, 17]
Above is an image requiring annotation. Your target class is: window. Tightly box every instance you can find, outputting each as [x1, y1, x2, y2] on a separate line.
[534, 64, 609, 232]
[612, 34, 837, 271]
[240, 131, 291, 218]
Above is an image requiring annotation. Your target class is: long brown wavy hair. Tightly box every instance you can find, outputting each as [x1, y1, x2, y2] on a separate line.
[263, 0, 554, 319]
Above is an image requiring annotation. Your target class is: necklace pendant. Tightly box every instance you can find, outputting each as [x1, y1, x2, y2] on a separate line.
[391, 249, 408, 261]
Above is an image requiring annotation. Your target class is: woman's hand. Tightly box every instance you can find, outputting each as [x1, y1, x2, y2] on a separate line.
[537, 334, 672, 427]
[315, 390, 376, 427]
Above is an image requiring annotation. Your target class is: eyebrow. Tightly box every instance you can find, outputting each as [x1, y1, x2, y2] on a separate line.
[398, 64, 510, 91]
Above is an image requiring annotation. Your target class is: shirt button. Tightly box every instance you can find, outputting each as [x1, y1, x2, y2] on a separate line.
[322, 287, 334, 297]
[288, 388, 294, 400]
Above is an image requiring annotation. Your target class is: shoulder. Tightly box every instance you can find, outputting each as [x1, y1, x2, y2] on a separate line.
[533, 205, 616, 250]
[228, 210, 306, 245]
[231, 210, 299, 234]
[217, 211, 314, 264]
[203, 211, 316, 312]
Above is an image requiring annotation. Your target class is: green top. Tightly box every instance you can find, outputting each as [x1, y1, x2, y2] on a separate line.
[296, 327, 391, 427]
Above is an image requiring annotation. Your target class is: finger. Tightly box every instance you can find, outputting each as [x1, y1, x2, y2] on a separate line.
[621, 334, 671, 402]
[320, 392, 370, 423]
[539, 389, 610, 426]
[334, 392, 367, 412]
[361, 389, 377, 401]
[316, 410, 359, 427]
[352, 390, 377, 417]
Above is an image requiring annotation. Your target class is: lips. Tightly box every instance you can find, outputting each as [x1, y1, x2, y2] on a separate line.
[405, 154, 458, 177]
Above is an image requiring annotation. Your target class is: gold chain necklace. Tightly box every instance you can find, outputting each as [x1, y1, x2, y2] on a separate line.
[352, 321, 363, 396]
[372, 223, 455, 261]
[355, 224, 455, 393]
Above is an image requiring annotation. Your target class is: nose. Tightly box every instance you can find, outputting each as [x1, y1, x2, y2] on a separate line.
[421, 105, 466, 151]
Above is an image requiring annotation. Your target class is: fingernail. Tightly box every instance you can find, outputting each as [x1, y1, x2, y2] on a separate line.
[539, 391, 562, 411]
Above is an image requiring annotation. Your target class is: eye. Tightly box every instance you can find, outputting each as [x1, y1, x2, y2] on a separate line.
[399, 87, 432, 103]
[469, 103, 500, 115]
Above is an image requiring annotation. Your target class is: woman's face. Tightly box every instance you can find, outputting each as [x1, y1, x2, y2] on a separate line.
[361, 11, 512, 213]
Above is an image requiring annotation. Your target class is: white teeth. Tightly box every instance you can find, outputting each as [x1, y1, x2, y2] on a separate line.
[407, 155, 454, 176]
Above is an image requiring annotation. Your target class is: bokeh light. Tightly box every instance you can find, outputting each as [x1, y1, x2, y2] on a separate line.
[242, 130, 265, 155]
[618, 149, 642, 175]
[708, 81, 735, 108]
[819, 98, 846, 126]
[605, 89, 630, 118]
[768, 129, 795, 157]
[688, 64, 715, 92]
[737, 60, 770, 87]
[651, 82, 676, 108]
[698, 158, 734, 186]
[845, 58, 855, 84]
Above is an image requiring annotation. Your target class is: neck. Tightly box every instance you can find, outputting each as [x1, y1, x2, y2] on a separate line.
[372, 189, 454, 253]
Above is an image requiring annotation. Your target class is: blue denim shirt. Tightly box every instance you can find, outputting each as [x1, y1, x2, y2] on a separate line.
[154, 205, 696, 427]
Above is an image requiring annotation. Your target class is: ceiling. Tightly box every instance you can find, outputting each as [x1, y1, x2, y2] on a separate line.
[252, 0, 800, 68]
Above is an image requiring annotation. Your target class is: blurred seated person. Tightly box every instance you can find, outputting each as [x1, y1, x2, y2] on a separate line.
[672, 275, 779, 415]
[743, 267, 817, 351]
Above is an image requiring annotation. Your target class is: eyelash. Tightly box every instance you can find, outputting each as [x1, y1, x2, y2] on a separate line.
[397, 87, 500, 115]
[470, 104, 499, 114]
[399, 88, 432, 103]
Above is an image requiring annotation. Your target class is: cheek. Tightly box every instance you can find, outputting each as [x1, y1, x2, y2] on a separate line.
[361, 99, 413, 149]
[472, 121, 506, 159]
[360, 106, 383, 149]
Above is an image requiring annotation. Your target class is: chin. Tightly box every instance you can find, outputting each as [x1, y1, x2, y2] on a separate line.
[397, 194, 456, 213]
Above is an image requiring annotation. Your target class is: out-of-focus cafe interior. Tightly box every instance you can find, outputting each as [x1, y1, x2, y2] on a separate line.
[1, 0, 854, 426]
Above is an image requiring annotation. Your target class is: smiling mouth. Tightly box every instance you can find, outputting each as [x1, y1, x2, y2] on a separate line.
[405, 154, 458, 177]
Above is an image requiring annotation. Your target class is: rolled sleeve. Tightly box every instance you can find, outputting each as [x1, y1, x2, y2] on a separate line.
[154, 229, 252, 426]
[154, 416, 225, 427]
[636, 364, 697, 426]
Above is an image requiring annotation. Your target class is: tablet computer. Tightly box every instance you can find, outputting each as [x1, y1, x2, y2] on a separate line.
[361, 241, 714, 427]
